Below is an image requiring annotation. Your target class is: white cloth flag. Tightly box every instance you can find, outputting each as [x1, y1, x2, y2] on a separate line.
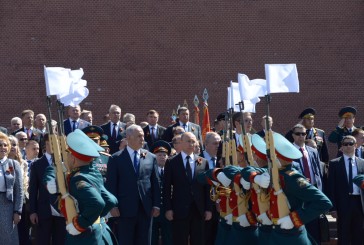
[265, 64, 299, 94]
[44, 66, 72, 96]
[238, 73, 267, 100]
[44, 66, 89, 106]
[228, 81, 259, 113]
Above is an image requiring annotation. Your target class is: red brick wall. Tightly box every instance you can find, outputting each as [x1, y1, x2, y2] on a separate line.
[1, 1, 364, 157]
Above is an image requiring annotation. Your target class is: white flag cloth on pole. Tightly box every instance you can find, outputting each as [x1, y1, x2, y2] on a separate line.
[228, 81, 259, 113]
[44, 66, 89, 106]
[238, 73, 267, 100]
[44, 66, 72, 96]
[265, 64, 299, 94]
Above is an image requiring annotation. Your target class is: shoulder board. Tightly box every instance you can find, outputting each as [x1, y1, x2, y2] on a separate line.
[315, 128, 324, 133]
[74, 171, 81, 177]
[100, 152, 111, 157]
[285, 170, 297, 176]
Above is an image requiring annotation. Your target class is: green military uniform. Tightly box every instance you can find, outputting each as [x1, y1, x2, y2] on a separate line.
[197, 168, 232, 245]
[92, 152, 110, 182]
[66, 164, 118, 245]
[353, 174, 364, 189]
[222, 166, 258, 245]
[328, 106, 357, 156]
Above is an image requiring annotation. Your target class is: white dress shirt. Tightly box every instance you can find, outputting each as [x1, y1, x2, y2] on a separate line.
[181, 151, 195, 176]
[343, 154, 360, 195]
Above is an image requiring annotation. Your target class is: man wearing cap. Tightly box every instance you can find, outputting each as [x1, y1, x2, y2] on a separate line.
[328, 135, 364, 245]
[242, 132, 332, 244]
[150, 140, 172, 245]
[212, 113, 226, 136]
[45, 129, 118, 244]
[82, 126, 111, 182]
[329, 106, 357, 157]
[100, 105, 126, 154]
[143, 110, 166, 151]
[106, 124, 161, 245]
[164, 132, 212, 245]
[29, 134, 66, 245]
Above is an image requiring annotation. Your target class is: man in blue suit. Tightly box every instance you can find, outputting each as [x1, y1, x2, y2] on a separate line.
[106, 124, 161, 245]
[291, 124, 324, 244]
[63, 105, 90, 136]
[28, 134, 66, 245]
[328, 135, 364, 245]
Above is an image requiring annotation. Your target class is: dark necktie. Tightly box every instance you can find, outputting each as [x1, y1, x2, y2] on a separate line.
[211, 157, 216, 168]
[306, 129, 312, 139]
[72, 120, 77, 132]
[133, 151, 139, 174]
[183, 124, 187, 132]
[355, 148, 359, 157]
[185, 156, 192, 183]
[151, 127, 156, 143]
[299, 147, 311, 180]
[348, 158, 353, 193]
[348, 128, 352, 134]
[112, 123, 117, 139]
[160, 169, 164, 179]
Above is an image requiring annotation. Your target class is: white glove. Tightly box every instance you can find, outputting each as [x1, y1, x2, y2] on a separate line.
[240, 177, 251, 190]
[46, 178, 57, 194]
[211, 180, 220, 186]
[338, 118, 345, 128]
[254, 172, 270, 188]
[217, 172, 231, 187]
[236, 214, 250, 227]
[66, 223, 81, 236]
[277, 215, 294, 229]
[224, 213, 233, 225]
[257, 212, 273, 225]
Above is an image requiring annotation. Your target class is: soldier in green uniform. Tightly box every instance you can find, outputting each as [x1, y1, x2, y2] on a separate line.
[82, 126, 111, 182]
[44, 129, 118, 245]
[242, 132, 332, 245]
[329, 106, 357, 157]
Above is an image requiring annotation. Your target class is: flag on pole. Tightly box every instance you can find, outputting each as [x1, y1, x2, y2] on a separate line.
[265, 64, 299, 94]
[201, 101, 211, 142]
[228, 81, 259, 113]
[238, 73, 267, 100]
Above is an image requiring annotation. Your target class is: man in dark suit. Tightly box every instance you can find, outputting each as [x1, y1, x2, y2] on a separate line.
[328, 135, 364, 245]
[352, 128, 364, 158]
[12, 110, 41, 142]
[164, 132, 212, 245]
[63, 105, 91, 136]
[100, 104, 126, 154]
[143, 110, 166, 151]
[286, 108, 329, 163]
[255, 115, 272, 139]
[29, 134, 66, 245]
[106, 124, 161, 245]
[163, 107, 202, 146]
[291, 124, 324, 244]
[200, 132, 221, 245]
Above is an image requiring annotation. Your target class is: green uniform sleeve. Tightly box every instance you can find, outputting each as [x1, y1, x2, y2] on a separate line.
[353, 174, 364, 189]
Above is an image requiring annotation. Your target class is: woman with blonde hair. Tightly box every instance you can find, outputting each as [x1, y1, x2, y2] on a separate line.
[0, 132, 23, 245]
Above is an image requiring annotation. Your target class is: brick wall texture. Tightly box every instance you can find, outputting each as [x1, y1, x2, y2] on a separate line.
[1, 1, 364, 157]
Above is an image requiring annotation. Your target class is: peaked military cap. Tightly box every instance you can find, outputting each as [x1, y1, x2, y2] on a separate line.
[251, 134, 267, 160]
[67, 129, 104, 161]
[82, 125, 104, 139]
[299, 108, 316, 119]
[273, 132, 302, 161]
[100, 134, 109, 147]
[151, 140, 171, 155]
[339, 106, 357, 118]
[216, 113, 226, 121]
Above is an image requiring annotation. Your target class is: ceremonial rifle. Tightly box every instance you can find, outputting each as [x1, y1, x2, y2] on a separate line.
[264, 95, 290, 223]
[46, 97, 77, 224]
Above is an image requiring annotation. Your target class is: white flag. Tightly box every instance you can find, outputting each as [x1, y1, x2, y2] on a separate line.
[228, 81, 258, 113]
[265, 64, 299, 94]
[238, 73, 267, 100]
[44, 66, 72, 96]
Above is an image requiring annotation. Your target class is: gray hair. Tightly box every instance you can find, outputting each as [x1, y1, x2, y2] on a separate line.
[205, 132, 221, 144]
[109, 104, 121, 113]
[123, 113, 135, 123]
[125, 124, 142, 137]
[292, 124, 306, 132]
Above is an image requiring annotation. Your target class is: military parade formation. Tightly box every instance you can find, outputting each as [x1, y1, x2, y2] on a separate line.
[1, 100, 364, 245]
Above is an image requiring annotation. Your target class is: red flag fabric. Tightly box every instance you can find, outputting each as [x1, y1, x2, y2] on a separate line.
[202, 102, 211, 142]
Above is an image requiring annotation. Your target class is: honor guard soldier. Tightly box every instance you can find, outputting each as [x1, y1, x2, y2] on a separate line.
[286, 108, 329, 163]
[329, 106, 357, 157]
[150, 140, 173, 245]
[197, 168, 232, 245]
[242, 133, 332, 245]
[45, 129, 118, 245]
[82, 126, 111, 182]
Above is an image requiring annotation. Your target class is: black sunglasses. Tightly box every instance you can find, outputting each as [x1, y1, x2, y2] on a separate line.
[293, 132, 307, 136]
[342, 142, 355, 146]
[19, 138, 28, 141]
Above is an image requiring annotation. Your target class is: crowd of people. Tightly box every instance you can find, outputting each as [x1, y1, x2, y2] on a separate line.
[0, 104, 363, 245]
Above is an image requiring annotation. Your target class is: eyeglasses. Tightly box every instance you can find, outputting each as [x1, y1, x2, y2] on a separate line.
[342, 142, 355, 146]
[0, 144, 8, 147]
[19, 138, 28, 141]
[293, 132, 307, 136]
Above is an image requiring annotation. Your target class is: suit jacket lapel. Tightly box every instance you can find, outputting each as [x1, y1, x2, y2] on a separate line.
[339, 157, 349, 191]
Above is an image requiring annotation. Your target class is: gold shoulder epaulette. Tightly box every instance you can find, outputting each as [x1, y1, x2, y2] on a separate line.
[100, 152, 111, 157]
[285, 170, 296, 176]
